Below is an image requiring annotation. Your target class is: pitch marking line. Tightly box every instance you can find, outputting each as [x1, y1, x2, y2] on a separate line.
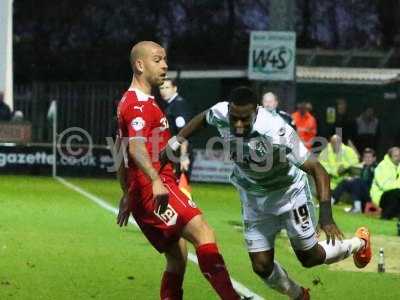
[55, 176, 265, 300]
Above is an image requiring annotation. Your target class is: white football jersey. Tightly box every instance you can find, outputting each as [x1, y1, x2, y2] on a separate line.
[206, 102, 310, 213]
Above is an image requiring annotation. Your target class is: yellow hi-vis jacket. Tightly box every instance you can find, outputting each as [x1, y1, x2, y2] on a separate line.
[370, 155, 400, 205]
[318, 143, 359, 189]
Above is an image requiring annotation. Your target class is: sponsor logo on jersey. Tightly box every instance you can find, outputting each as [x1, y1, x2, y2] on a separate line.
[154, 204, 178, 226]
[133, 105, 144, 112]
[131, 117, 145, 131]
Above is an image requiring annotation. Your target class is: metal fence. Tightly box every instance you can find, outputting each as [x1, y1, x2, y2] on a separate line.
[14, 82, 127, 145]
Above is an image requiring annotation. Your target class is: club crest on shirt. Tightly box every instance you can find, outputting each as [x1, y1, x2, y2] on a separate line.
[248, 138, 269, 156]
[131, 117, 145, 131]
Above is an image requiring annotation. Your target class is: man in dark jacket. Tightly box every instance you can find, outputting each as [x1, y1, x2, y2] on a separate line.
[159, 78, 194, 179]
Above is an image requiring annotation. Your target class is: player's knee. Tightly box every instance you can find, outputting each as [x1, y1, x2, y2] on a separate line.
[197, 221, 215, 243]
[251, 257, 274, 277]
[183, 216, 216, 247]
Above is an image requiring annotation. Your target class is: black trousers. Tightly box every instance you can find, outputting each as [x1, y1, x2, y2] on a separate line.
[380, 189, 400, 220]
[333, 178, 371, 210]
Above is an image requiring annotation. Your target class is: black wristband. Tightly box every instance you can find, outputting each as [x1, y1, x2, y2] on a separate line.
[319, 201, 334, 226]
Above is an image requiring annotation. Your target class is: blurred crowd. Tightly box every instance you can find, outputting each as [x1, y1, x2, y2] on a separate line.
[262, 92, 400, 221]
[157, 82, 400, 221]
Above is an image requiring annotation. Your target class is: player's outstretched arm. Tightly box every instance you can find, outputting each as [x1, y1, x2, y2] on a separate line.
[177, 110, 208, 141]
[129, 139, 169, 214]
[160, 110, 208, 167]
[300, 159, 344, 245]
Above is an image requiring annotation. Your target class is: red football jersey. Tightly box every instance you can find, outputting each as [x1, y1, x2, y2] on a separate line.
[117, 88, 175, 190]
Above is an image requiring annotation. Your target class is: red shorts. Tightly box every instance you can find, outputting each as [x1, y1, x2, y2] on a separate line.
[130, 175, 201, 253]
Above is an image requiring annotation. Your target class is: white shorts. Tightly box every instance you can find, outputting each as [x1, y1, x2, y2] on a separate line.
[240, 185, 318, 252]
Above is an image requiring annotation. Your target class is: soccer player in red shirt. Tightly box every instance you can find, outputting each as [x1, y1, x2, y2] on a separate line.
[116, 41, 241, 300]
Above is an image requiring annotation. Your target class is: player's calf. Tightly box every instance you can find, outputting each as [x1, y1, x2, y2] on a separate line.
[249, 251, 305, 300]
[249, 250, 275, 278]
[300, 230, 369, 266]
[162, 239, 188, 300]
[294, 244, 325, 268]
[182, 215, 240, 300]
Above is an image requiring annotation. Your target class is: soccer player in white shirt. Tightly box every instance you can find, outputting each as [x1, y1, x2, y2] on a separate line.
[162, 87, 372, 300]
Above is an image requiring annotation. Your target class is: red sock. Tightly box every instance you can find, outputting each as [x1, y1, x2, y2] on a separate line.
[196, 243, 240, 300]
[160, 271, 184, 300]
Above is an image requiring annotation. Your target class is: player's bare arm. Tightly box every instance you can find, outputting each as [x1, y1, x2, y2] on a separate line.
[177, 110, 208, 140]
[129, 139, 169, 214]
[300, 158, 344, 245]
[161, 110, 208, 166]
[115, 135, 132, 227]
[116, 162, 132, 227]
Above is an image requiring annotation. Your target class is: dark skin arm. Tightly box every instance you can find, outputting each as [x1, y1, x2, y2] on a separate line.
[300, 158, 344, 245]
[160, 111, 208, 167]
[178, 110, 208, 140]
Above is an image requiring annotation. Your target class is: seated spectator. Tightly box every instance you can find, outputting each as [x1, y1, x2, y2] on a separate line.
[319, 134, 359, 190]
[262, 92, 295, 128]
[0, 92, 12, 121]
[370, 147, 400, 219]
[291, 101, 317, 149]
[332, 148, 377, 213]
[354, 107, 380, 154]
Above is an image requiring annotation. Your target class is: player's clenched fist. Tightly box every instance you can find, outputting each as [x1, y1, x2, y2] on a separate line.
[152, 178, 169, 214]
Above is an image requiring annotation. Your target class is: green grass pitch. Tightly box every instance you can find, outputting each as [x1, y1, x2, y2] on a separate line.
[0, 175, 399, 299]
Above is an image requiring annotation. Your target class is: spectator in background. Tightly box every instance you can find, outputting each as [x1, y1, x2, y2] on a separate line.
[319, 134, 359, 191]
[262, 92, 295, 128]
[305, 102, 314, 114]
[11, 110, 24, 122]
[0, 92, 12, 121]
[354, 107, 380, 154]
[291, 101, 317, 149]
[327, 98, 356, 145]
[370, 147, 400, 219]
[332, 148, 377, 213]
[159, 78, 194, 180]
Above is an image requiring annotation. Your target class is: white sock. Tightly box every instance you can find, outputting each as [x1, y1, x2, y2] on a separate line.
[319, 237, 364, 264]
[263, 261, 302, 299]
